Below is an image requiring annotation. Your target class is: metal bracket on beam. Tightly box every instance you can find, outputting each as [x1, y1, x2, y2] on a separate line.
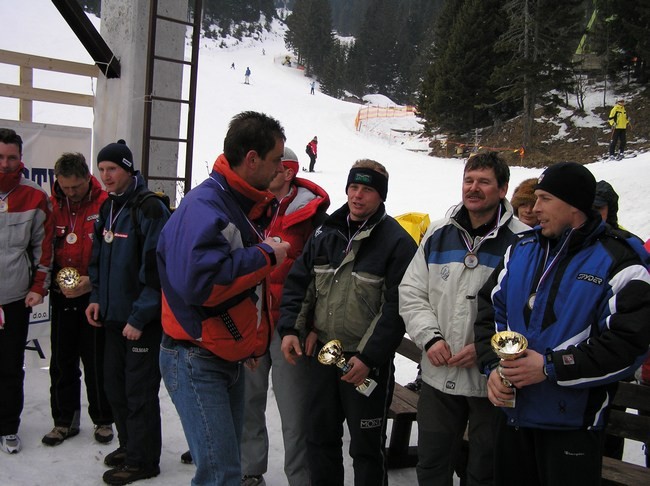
[51, 0, 121, 78]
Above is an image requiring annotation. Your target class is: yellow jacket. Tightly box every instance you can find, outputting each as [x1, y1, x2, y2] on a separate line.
[608, 104, 630, 129]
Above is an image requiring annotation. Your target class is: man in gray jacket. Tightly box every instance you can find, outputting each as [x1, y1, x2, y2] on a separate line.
[399, 152, 529, 485]
[279, 159, 417, 486]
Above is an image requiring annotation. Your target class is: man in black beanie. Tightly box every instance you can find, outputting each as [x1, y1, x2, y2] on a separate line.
[86, 139, 170, 485]
[278, 159, 417, 485]
[474, 161, 650, 485]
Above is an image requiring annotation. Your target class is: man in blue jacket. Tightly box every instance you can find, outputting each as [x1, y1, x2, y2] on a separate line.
[475, 162, 650, 485]
[86, 140, 170, 486]
[157, 111, 290, 486]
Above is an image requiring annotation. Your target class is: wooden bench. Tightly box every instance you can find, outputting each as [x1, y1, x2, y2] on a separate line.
[387, 337, 650, 485]
[601, 380, 650, 485]
[386, 336, 421, 468]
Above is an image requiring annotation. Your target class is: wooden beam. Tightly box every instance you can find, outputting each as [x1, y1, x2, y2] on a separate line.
[0, 83, 94, 107]
[19, 66, 33, 121]
[0, 49, 99, 77]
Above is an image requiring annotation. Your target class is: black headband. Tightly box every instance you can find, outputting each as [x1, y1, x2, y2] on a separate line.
[346, 167, 388, 201]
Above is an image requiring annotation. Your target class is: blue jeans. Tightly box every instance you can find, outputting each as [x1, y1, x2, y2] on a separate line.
[160, 335, 245, 486]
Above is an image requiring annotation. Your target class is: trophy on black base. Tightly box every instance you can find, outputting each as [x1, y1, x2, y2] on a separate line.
[491, 330, 528, 408]
[318, 339, 377, 397]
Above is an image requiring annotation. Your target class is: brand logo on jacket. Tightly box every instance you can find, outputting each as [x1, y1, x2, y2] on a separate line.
[440, 265, 450, 281]
[562, 354, 575, 365]
[131, 347, 149, 353]
[360, 418, 383, 429]
[576, 273, 603, 285]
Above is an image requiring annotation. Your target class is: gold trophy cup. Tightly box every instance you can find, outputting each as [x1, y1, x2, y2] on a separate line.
[491, 330, 528, 408]
[56, 267, 81, 291]
[318, 339, 378, 397]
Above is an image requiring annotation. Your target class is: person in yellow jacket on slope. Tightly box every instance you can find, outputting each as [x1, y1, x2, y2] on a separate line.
[608, 98, 631, 159]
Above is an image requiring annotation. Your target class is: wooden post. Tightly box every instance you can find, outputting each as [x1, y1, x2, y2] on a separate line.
[19, 66, 33, 122]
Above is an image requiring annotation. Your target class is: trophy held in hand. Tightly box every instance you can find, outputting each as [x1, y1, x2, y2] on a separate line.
[491, 330, 528, 408]
[318, 339, 378, 397]
[56, 267, 81, 291]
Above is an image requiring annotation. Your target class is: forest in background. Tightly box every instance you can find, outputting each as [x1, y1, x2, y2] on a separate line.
[78, 0, 650, 157]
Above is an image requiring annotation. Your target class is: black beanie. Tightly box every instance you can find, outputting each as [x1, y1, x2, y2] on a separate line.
[97, 139, 134, 173]
[346, 167, 388, 201]
[536, 162, 596, 215]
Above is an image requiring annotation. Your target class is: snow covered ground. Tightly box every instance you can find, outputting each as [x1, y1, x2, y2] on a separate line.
[0, 1, 648, 484]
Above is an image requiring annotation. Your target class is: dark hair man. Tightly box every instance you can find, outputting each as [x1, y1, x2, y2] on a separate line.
[399, 151, 529, 485]
[157, 111, 290, 486]
[43, 153, 113, 448]
[475, 162, 650, 485]
[278, 159, 417, 485]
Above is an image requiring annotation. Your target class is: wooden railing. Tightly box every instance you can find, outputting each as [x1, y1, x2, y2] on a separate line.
[0, 49, 99, 121]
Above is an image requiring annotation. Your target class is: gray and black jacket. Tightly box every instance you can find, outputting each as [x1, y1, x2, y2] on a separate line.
[278, 202, 417, 368]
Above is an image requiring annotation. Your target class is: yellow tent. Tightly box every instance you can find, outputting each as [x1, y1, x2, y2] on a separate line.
[395, 212, 430, 245]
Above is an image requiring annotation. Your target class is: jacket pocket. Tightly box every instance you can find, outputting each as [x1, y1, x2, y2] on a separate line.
[314, 264, 335, 299]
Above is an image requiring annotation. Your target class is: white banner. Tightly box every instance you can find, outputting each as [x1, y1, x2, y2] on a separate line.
[1, 119, 92, 326]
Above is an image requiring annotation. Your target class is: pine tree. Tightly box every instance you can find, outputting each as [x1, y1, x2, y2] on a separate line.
[418, 0, 505, 135]
[320, 39, 349, 98]
[285, 0, 334, 76]
[490, 0, 584, 149]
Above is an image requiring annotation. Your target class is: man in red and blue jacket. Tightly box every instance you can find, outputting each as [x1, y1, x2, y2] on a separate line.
[157, 111, 290, 486]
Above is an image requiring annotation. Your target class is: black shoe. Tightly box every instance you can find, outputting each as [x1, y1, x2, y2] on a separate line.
[404, 377, 422, 393]
[104, 447, 127, 467]
[180, 449, 193, 464]
[42, 426, 80, 446]
[241, 475, 266, 486]
[94, 424, 114, 444]
[102, 464, 160, 485]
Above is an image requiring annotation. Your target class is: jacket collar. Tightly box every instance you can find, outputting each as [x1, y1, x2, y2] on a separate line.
[212, 154, 275, 220]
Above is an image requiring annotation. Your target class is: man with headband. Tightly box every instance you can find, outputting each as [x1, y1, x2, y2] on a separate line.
[399, 151, 528, 485]
[278, 159, 417, 485]
[474, 162, 650, 484]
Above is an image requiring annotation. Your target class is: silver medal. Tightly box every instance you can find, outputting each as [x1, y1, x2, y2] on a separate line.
[463, 252, 479, 269]
[527, 293, 536, 310]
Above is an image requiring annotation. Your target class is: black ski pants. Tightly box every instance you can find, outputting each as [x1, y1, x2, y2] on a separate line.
[306, 342, 393, 486]
[0, 300, 30, 436]
[104, 322, 162, 468]
[49, 292, 113, 429]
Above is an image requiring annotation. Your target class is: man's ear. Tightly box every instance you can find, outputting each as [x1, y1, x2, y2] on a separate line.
[243, 149, 258, 169]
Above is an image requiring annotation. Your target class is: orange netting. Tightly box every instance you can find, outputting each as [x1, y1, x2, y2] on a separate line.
[355, 105, 417, 130]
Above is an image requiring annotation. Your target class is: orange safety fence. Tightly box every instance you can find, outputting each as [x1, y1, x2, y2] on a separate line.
[443, 139, 525, 162]
[355, 105, 417, 131]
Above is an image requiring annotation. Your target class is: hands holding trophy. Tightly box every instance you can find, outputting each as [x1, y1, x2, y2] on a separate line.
[491, 330, 528, 408]
[318, 340, 377, 397]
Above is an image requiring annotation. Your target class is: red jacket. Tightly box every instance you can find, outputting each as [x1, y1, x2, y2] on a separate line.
[266, 177, 329, 323]
[51, 176, 108, 283]
[307, 140, 318, 158]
